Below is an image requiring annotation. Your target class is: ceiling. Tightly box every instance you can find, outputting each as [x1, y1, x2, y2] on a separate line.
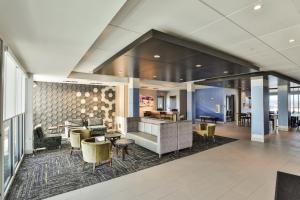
[75, 0, 300, 82]
[93, 30, 258, 82]
[199, 75, 279, 91]
[0, 0, 126, 76]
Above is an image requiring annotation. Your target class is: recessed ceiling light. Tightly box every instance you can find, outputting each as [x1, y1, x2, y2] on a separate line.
[289, 39, 296, 43]
[195, 64, 202, 68]
[253, 4, 262, 10]
[224, 71, 229, 74]
[153, 54, 160, 58]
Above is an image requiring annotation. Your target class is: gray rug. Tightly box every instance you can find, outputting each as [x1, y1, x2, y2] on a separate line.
[6, 134, 236, 200]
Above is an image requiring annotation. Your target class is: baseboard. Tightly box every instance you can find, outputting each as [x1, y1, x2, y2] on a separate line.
[251, 134, 267, 143]
[278, 126, 290, 132]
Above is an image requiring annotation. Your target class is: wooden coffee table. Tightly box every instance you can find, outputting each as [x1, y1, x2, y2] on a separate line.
[115, 138, 135, 161]
[104, 133, 121, 147]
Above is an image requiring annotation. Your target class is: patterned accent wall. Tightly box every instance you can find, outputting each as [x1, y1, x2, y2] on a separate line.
[33, 82, 115, 130]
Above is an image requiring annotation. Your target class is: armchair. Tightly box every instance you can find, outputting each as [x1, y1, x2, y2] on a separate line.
[33, 125, 62, 150]
[195, 123, 216, 143]
[81, 138, 112, 173]
[87, 118, 107, 136]
[70, 129, 91, 155]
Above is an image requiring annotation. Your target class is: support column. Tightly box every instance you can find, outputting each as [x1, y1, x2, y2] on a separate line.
[187, 82, 195, 123]
[278, 80, 290, 131]
[251, 76, 269, 142]
[128, 78, 139, 117]
[25, 74, 33, 154]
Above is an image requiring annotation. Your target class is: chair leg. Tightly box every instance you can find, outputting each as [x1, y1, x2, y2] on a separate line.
[109, 158, 112, 167]
[93, 163, 96, 173]
[82, 161, 86, 171]
[70, 147, 73, 155]
[213, 136, 216, 143]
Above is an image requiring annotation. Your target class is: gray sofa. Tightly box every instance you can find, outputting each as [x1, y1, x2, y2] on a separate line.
[126, 117, 193, 158]
[87, 118, 107, 136]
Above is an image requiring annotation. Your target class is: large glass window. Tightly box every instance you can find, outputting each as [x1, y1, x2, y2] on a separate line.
[3, 120, 12, 189]
[2, 50, 26, 193]
[13, 117, 19, 168]
[291, 87, 300, 114]
[269, 95, 278, 112]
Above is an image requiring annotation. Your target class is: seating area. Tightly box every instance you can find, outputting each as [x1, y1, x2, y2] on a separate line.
[3, 1, 300, 200]
[6, 129, 235, 200]
[64, 118, 107, 138]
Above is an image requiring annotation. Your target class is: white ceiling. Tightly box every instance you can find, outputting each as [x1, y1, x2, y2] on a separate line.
[75, 0, 300, 81]
[0, 0, 126, 76]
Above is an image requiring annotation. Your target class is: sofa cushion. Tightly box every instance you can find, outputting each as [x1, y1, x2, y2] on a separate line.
[88, 125, 106, 130]
[88, 118, 103, 126]
[69, 119, 83, 126]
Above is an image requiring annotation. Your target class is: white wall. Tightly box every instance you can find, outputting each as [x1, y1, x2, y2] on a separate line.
[115, 84, 128, 134]
[166, 89, 180, 112]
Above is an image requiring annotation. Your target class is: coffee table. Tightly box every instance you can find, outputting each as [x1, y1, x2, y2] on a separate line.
[115, 138, 135, 161]
[104, 133, 121, 147]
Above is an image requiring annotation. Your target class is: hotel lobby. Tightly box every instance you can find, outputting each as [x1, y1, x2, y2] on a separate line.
[1, 0, 300, 200]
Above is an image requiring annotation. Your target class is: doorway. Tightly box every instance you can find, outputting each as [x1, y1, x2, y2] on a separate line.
[226, 95, 235, 122]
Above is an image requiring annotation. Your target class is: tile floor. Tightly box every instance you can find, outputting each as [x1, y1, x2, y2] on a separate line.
[47, 124, 300, 200]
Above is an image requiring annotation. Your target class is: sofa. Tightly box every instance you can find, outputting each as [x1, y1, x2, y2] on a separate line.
[87, 118, 107, 136]
[33, 125, 62, 150]
[64, 119, 84, 138]
[126, 117, 193, 158]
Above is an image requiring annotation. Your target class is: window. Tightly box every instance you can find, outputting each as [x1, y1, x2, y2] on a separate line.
[157, 96, 165, 110]
[2, 50, 26, 193]
[291, 87, 300, 114]
[3, 120, 12, 189]
[269, 95, 278, 112]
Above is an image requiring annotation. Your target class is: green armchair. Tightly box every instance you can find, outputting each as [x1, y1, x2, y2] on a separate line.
[81, 138, 112, 173]
[195, 123, 216, 143]
[70, 129, 91, 155]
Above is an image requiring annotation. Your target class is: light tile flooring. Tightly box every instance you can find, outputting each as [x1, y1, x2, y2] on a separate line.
[47, 124, 300, 200]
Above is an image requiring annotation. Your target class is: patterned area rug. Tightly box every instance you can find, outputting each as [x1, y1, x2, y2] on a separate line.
[6, 134, 236, 200]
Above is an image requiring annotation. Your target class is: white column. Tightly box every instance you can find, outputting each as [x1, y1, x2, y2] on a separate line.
[251, 76, 269, 142]
[25, 74, 33, 154]
[187, 82, 195, 123]
[128, 78, 140, 117]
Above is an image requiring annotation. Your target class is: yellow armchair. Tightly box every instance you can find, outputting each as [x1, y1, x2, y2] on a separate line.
[70, 129, 91, 155]
[81, 138, 112, 173]
[195, 123, 216, 143]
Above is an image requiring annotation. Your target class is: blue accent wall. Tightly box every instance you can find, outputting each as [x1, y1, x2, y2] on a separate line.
[195, 88, 224, 121]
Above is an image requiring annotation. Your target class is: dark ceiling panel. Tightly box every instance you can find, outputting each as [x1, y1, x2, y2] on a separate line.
[94, 29, 259, 82]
